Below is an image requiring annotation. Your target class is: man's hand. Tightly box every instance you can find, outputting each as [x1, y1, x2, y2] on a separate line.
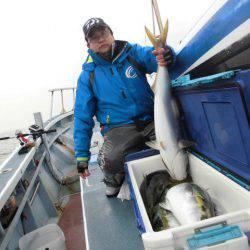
[152, 47, 174, 67]
[77, 161, 90, 179]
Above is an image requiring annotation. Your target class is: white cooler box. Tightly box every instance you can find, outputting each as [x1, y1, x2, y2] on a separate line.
[126, 152, 250, 250]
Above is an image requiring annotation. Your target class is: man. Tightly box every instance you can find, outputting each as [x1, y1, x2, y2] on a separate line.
[74, 18, 174, 197]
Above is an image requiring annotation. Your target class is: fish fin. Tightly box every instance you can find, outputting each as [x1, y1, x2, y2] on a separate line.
[160, 19, 168, 45]
[178, 139, 196, 149]
[151, 81, 156, 93]
[145, 140, 160, 150]
[145, 26, 161, 49]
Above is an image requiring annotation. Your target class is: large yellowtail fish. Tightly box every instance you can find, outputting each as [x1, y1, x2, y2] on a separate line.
[160, 183, 215, 225]
[145, 0, 188, 180]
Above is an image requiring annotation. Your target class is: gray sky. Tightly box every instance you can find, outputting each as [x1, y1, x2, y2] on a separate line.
[0, 0, 215, 134]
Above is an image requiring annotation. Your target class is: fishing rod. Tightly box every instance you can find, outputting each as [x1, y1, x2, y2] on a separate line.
[0, 126, 56, 142]
[0, 125, 57, 155]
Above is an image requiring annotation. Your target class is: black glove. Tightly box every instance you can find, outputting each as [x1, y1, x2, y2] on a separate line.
[163, 46, 174, 67]
[152, 46, 175, 67]
[77, 161, 90, 178]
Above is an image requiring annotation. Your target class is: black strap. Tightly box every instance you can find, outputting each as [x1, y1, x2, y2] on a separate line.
[127, 56, 147, 76]
[89, 71, 95, 89]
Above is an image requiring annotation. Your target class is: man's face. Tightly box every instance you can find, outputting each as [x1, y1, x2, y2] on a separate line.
[87, 27, 114, 54]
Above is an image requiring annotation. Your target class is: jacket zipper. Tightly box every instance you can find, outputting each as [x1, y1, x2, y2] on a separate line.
[110, 68, 114, 75]
[121, 90, 127, 99]
[112, 43, 127, 63]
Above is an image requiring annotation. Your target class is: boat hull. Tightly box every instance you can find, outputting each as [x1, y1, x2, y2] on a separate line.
[170, 0, 250, 79]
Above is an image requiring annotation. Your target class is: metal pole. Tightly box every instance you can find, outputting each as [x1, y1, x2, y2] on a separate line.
[60, 89, 66, 114]
[30, 182, 40, 205]
[50, 91, 54, 119]
[33, 112, 65, 184]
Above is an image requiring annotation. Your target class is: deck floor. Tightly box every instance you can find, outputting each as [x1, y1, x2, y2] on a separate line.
[58, 193, 86, 250]
[80, 160, 144, 250]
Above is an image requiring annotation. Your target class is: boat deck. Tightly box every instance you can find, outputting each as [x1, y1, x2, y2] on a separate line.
[58, 193, 86, 250]
[80, 159, 144, 250]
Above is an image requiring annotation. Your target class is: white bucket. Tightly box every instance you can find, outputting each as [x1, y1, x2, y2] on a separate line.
[19, 223, 66, 250]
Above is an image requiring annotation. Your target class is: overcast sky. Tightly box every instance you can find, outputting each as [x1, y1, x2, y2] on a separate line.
[0, 0, 215, 134]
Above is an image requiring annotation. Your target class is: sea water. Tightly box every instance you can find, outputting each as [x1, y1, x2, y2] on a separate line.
[0, 136, 18, 165]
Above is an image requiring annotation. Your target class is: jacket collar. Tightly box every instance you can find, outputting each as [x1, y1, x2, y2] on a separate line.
[85, 40, 131, 67]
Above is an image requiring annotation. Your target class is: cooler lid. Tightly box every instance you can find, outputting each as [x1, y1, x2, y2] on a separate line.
[173, 70, 250, 185]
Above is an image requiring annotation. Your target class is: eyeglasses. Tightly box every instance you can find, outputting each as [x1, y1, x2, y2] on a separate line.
[88, 29, 111, 43]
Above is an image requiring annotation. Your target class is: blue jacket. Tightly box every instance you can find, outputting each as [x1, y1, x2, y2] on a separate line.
[74, 40, 165, 161]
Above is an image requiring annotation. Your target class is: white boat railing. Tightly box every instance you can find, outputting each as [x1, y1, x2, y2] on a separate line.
[48, 87, 76, 119]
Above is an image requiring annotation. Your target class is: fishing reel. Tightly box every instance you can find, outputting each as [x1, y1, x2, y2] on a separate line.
[28, 125, 57, 141]
[18, 126, 57, 155]
[16, 125, 57, 155]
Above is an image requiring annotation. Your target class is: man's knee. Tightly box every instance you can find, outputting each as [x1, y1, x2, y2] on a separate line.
[98, 143, 125, 187]
[98, 142, 124, 174]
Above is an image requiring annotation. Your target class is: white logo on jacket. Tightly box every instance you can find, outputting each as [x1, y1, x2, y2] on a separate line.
[125, 66, 137, 79]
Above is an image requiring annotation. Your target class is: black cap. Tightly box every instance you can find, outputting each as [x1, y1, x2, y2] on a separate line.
[83, 18, 112, 40]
